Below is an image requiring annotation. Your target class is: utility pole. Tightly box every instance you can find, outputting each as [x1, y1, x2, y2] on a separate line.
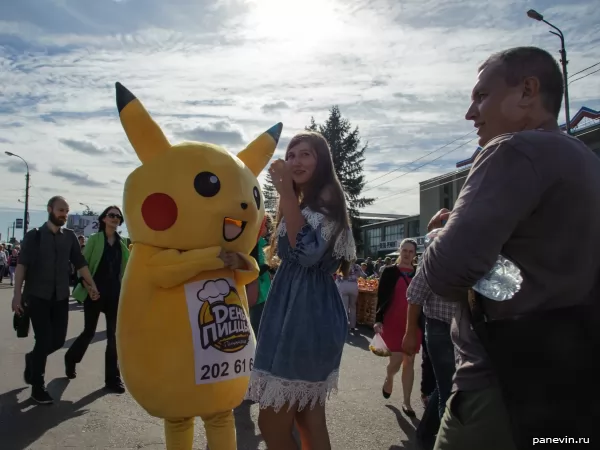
[24, 170, 30, 235]
[12, 221, 15, 239]
[4, 151, 31, 236]
[527, 9, 571, 133]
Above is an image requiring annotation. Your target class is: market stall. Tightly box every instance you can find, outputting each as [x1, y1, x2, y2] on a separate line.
[356, 278, 378, 326]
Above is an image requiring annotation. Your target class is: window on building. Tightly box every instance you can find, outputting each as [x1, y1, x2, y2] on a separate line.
[407, 220, 420, 237]
[456, 177, 466, 196]
[384, 224, 400, 242]
[442, 182, 453, 210]
[398, 224, 405, 241]
[366, 227, 381, 256]
[380, 223, 405, 251]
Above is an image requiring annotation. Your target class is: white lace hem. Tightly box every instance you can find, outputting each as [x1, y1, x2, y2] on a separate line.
[245, 369, 340, 413]
[277, 207, 357, 261]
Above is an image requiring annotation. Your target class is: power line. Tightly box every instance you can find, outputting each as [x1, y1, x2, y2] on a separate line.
[569, 61, 600, 78]
[362, 61, 597, 193]
[364, 136, 477, 193]
[374, 173, 470, 204]
[568, 68, 600, 85]
[362, 61, 598, 208]
[363, 129, 476, 188]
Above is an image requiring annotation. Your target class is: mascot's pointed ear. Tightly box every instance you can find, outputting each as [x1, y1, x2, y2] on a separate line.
[237, 123, 282, 176]
[115, 82, 171, 164]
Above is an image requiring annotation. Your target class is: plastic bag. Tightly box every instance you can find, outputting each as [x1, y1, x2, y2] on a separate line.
[369, 333, 391, 357]
[473, 255, 523, 301]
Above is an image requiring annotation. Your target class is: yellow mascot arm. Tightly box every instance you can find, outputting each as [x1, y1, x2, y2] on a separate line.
[234, 253, 260, 287]
[147, 247, 224, 289]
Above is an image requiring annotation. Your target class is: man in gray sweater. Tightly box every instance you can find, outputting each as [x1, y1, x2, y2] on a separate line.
[422, 47, 600, 449]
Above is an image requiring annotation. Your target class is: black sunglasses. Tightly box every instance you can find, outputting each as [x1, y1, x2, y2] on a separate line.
[107, 213, 123, 220]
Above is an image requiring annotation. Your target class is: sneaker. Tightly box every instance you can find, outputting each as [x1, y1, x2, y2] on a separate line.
[24, 353, 32, 385]
[65, 356, 77, 380]
[31, 385, 53, 404]
[105, 379, 126, 394]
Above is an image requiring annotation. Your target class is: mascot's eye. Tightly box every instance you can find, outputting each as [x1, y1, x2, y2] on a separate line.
[253, 186, 261, 209]
[194, 172, 221, 197]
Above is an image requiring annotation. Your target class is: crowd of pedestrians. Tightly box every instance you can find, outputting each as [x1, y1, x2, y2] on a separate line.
[4, 44, 599, 450]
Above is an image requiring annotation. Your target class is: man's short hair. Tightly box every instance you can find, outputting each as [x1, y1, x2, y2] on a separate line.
[479, 46, 564, 118]
[47, 196, 66, 208]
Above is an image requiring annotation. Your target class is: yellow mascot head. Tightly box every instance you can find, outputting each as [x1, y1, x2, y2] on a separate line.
[116, 82, 281, 252]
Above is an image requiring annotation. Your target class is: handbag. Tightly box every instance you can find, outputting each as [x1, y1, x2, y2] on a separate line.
[13, 301, 30, 338]
[12, 229, 41, 339]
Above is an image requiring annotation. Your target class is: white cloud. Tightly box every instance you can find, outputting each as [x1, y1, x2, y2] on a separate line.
[1, 0, 599, 241]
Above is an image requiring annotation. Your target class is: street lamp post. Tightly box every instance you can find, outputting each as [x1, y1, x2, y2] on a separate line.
[527, 9, 571, 134]
[5, 152, 30, 235]
[80, 202, 91, 213]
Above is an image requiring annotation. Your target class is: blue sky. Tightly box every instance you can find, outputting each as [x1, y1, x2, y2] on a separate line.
[1, 0, 599, 240]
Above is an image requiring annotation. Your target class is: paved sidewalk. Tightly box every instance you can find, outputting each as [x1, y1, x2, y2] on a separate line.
[0, 283, 423, 449]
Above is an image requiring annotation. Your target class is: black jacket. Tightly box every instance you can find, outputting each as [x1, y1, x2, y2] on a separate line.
[376, 265, 415, 323]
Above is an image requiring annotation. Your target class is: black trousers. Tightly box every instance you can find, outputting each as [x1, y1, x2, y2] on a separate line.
[27, 295, 69, 387]
[419, 311, 436, 397]
[250, 301, 265, 337]
[482, 304, 599, 448]
[65, 296, 120, 383]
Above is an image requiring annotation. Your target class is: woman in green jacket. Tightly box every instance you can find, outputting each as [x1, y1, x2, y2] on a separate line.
[249, 215, 273, 335]
[65, 206, 129, 393]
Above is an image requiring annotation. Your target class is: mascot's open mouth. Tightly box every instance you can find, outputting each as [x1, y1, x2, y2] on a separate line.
[223, 217, 247, 242]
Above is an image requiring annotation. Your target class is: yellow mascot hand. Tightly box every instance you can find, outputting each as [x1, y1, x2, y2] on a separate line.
[147, 246, 225, 289]
[232, 252, 260, 288]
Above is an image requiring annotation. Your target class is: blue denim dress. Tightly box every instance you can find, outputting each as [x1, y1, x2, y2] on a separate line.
[246, 207, 356, 412]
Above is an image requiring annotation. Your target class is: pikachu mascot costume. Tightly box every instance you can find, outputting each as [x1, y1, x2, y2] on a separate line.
[114, 82, 281, 450]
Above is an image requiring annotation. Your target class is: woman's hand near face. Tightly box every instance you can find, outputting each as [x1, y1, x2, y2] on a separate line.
[269, 159, 294, 194]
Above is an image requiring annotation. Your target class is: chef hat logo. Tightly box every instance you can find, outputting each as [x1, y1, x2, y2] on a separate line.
[197, 279, 230, 304]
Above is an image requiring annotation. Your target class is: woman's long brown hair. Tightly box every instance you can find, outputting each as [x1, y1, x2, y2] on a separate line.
[266, 132, 354, 275]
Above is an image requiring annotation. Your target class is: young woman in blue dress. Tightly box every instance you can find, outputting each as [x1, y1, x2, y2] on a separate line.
[246, 131, 356, 449]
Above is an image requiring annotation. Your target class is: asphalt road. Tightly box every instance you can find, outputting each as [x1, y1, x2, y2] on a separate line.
[0, 283, 424, 449]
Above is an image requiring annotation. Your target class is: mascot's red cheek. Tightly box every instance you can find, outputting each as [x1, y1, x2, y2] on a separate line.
[142, 193, 178, 231]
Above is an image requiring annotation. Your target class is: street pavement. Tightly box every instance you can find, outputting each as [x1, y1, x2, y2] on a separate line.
[0, 283, 424, 450]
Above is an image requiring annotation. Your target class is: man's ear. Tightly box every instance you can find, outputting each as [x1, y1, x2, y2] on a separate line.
[520, 76, 541, 106]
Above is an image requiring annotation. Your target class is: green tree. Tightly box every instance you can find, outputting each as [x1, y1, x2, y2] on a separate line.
[262, 178, 278, 216]
[306, 106, 374, 250]
[82, 207, 99, 216]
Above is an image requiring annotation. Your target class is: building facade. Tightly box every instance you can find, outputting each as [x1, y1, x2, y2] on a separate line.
[564, 106, 600, 156]
[418, 168, 469, 235]
[359, 212, 408, 226]
[360, 214, 421, 258]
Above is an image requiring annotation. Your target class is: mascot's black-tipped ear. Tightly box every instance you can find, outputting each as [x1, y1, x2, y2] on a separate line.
[116, 82, 137, 113]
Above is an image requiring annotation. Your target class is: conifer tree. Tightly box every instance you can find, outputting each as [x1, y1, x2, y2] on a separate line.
[306, 106, 374, 249]
[262, 178, 278, 216]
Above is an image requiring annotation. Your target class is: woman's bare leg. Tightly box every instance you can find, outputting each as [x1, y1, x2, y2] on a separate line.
[295, 403, 331, 450]
[383, 352, 403, 395]
[258, 405, 299, 450]
[401, 353, 416, 409]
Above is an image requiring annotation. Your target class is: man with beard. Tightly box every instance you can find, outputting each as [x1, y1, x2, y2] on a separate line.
[11, 196, 99, 404]
[422, 46, 600, 449]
